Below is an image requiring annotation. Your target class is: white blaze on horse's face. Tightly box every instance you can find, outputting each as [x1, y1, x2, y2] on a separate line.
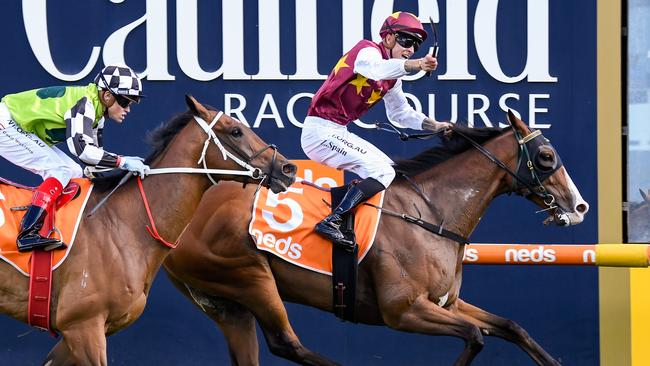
[548, 167, 589, 226]
[562, 169, 589, 224]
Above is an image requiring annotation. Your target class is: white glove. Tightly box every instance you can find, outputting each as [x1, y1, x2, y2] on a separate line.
[120, 156, 150, 178]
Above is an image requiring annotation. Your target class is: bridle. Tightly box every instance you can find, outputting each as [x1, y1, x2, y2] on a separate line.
[201, 111, 280, 188]
[454, 127, 563, 209]
[87, 111, 279, 215]
[376, 122, 563, 211]
[143, 111, 280, 186]
[150, 111, 279, 187]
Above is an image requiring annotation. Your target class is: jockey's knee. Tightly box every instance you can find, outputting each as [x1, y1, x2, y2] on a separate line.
[67, 164, 84, 180]
[373, 168, 395, 188]
[46, 169, 73, 188]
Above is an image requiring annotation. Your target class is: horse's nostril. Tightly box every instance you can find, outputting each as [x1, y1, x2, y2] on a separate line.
[576, 203, 588, 214]
[283, 164, 297, 175]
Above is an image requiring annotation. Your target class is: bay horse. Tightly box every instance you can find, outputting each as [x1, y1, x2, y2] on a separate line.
[0, 95, 296, 365]
[163, 111, 589, 366]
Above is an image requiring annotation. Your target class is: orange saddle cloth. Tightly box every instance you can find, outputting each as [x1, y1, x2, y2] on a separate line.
[0, 178, 93, 276]
[249, 181, 384, 275]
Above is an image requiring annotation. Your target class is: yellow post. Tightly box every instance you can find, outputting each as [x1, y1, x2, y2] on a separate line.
[631, 268, 650, 364]
[597, 0, 629, 365]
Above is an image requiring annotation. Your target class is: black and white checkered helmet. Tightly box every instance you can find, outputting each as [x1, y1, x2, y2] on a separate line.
[94, 65, 143, 98]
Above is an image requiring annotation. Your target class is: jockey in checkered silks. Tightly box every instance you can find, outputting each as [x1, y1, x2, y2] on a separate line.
[0, 65, 149, 252]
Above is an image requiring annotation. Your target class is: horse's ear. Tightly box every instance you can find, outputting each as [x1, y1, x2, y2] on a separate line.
[185, 94, 211, 121]
[506, 109, 518, 126]
[640, 188, 650, 203]
[506, 109, 529, 134]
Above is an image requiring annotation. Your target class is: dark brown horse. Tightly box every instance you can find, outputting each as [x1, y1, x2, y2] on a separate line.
[164, 111, 589, 366]
[0, 95, 296, 365]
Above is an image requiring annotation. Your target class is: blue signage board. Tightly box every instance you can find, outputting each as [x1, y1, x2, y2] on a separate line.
[0, 1, 597, 364]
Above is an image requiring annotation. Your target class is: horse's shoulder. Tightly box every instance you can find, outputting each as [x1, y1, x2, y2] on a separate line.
[200, 182, 255, 216]
[205, 181, 252, 198]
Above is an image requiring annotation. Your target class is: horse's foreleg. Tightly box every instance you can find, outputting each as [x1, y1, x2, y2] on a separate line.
[451, 299, 560, 366]
[166, 273, 260, 366]
[214, 302, 259, 366]
[382, 295, 484, 366]
[235, 273, 340, 366]
[43, 339, 75, 366]
[58, 318, 107, 366]
[188, 295, 260, 366]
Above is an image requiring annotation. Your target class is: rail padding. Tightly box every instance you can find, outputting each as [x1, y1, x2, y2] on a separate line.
[463, 244, 650, 267]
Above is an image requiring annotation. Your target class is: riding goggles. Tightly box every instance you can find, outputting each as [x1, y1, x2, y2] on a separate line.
[99, 73, 141, 108]
[113, 94, 140, 109]
[395, 32, 422, 52]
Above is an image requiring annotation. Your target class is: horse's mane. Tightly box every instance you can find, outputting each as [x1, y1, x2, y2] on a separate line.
[92, 107, 215, 193]
[393, 124, 508, 178]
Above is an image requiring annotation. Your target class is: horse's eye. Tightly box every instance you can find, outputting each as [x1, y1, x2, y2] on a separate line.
[231, 128, 243, 137]
[540, 152, 554, 161]
[535, 149, 557, 171]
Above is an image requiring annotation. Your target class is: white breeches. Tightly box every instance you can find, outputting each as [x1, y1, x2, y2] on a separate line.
[0, 103, 82, 186]
[301, 116, 396, 187]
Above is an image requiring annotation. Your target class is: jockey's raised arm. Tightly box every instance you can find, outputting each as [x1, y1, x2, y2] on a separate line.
[300, 11, 452, 248]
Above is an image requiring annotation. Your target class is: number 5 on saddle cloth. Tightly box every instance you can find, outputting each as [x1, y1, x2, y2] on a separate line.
[249, 180, 385, 322]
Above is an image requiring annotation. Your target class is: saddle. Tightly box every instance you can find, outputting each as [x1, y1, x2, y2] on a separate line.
[0, 178, 92, 332]
[249, 180, 384, 322]
[0, 179, 88, 264]
[249, 180, 383, 272]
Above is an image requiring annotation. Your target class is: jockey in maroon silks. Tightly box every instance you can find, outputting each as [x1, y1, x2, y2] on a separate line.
[301, 11, 452, 248]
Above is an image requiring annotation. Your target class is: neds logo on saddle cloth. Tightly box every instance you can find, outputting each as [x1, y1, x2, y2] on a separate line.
[249, 160, 384, 275]
[0, 178, 93, 275]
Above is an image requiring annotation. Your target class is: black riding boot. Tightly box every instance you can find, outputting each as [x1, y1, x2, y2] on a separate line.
[315, 185, 368, 247]
[16, 191, 63, 252]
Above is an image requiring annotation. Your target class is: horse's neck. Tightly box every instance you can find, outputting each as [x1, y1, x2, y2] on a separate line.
[100, 123, 210, 275]
[141, 124, 212, 246]
[399, 131, 517, 238]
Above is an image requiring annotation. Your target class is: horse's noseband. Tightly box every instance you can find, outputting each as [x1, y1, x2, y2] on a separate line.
[218, 138, 278, 184]
[248, 144, 279, 185]
[194, 113, 270, 185]
[197, 113, 282, 187]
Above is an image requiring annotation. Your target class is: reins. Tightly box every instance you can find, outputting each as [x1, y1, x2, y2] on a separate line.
[369, 121, 564, 244]
[87, 111, 274, 222]
[363, 201, 469, 244]
[454, 128, 557, 206]
[298, 178, 469, 244]
[376, 122, 558, 208]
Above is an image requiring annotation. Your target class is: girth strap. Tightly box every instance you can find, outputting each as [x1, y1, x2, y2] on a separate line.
[28, 250, 55, 336]
[363, 203, 469, 245]
[330, 186, 358, 323]
[27, 182, 81, 337]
